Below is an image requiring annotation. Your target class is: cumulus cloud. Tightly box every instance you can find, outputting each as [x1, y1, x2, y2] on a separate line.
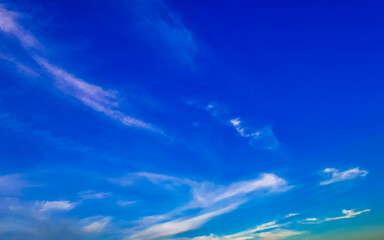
[320, 167, 368, 185]
[230, 118, 279, 150]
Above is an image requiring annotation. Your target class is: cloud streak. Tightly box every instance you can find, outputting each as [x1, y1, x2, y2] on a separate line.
[116, 172, 290, 239]
[183, 218, 304, 240]
[113, 172, 290, 209]
[300, 209, 371, 224]
[34, 57, 157, 131]
[0, 4, 159, 132]
[128, 204, 239, 240]
[325, 209, 371, 222]
[0, 5, 40, 49]
[257, 228, 305, 240]
[320, 167, 368, 185]
[188, 173, 290, 208]
[37, 200, 75, 213]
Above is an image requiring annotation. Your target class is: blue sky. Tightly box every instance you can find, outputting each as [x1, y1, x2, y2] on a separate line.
[0, 0, 383, 239]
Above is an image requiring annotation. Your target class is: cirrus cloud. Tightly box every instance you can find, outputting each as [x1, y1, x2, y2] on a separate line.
[320, 167, 368, 185]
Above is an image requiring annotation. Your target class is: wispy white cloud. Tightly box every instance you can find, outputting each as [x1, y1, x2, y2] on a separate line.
[111, 172, 187, 188]
[284, 213, 299, 219]
[230, 118, 279, 150]
[182, 218, 304, 240]
[128, 203, 239, 240]
[0, 4, 160, 133]
[82, 216, 112, 233]
[188, 173, 290, 209]
[300, 217, 322, 224]
[185, 100, 226, 117]
[34, 57, 157, 131]
[0, 5, 40, 48]
[0, 53, 39, 76]
[79, 191, 109, 200]
[36, 200, 76, 213]
[118, 172, 290, 239]
[325, 209, 370, 222]
[184, 234, 222, 240]
[223, 220, 285, 240]
[257, 229, 305, 240]
[117, 200, 137, 207]
[300, 209, 371, 224]
[0, 174, 32, 196]
[113, 171, 290, 209]
[320, 167, 368, 185]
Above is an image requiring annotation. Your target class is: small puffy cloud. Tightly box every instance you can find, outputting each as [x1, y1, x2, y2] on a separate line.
[82, 216, 112, 233]
[230, 118, 279, 150]
[37, 200, 75, 213]
[320, 167, 368, 185]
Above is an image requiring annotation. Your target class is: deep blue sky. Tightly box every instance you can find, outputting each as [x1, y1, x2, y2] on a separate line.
[0, 0, 383, 239]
